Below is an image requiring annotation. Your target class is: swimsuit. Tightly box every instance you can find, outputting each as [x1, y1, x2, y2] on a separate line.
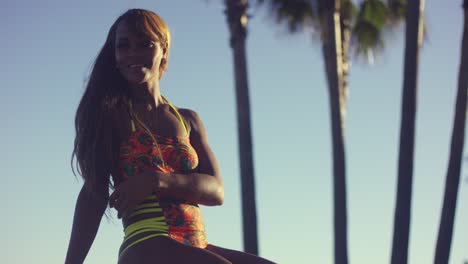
[111, 97, 207, 257]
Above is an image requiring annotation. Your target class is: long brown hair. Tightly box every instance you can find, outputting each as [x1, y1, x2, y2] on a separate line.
[71, 9, 171, 199]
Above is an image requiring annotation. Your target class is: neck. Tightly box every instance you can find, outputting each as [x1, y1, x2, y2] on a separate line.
[128, 80, 164, 108]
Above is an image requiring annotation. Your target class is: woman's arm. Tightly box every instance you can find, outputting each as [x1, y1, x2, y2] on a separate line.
[157, 109, 224, 206]
[65, 185, 108, 264]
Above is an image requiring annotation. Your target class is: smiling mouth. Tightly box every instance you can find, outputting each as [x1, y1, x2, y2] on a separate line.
[128, 64, 145, 68]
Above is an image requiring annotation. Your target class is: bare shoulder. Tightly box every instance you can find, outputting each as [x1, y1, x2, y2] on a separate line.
[177, 108, 205, 135]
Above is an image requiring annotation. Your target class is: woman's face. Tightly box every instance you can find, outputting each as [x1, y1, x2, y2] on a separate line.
[114, 21, 165, 86]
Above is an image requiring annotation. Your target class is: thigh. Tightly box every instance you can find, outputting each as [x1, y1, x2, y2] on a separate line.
[205, 244, 276, 264]
[118, 236, 232, 264]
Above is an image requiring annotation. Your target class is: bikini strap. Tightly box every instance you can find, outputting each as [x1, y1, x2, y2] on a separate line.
[162, 96, 189, 137]
[128, 101, 137, 133]
[128, 96, 189, 136]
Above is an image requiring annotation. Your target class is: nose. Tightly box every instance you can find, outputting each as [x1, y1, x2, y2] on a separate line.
[119, 51, 141, 68]
[127, 46, 139, 56]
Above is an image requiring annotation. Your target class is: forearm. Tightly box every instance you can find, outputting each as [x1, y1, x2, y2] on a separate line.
[65, 187, 107, 264]
[157, 172, 224, 206]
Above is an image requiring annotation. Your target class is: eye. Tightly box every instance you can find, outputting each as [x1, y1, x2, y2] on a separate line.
[142, 40, 155, 48]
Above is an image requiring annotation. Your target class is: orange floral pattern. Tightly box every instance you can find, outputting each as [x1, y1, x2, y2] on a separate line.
[112, 129, 207, 248]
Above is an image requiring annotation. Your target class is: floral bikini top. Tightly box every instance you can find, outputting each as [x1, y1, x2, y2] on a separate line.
[112, 97, 199, 186]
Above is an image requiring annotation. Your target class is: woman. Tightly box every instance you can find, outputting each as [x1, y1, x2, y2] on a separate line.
[65, 9, 274, 264]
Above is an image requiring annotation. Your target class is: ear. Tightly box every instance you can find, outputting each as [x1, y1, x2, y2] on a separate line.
[159, 52, 168, 76]
[160, 45, 168, 64]
[162, 46, 168, 59]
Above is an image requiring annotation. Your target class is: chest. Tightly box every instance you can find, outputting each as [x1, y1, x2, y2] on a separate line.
[118, 105, 189, 141]
[114, 129, 199, 184]
[112, 104, 198, 183]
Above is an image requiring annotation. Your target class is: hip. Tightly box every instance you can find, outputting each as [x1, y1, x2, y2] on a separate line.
[118, 236, 228, 264]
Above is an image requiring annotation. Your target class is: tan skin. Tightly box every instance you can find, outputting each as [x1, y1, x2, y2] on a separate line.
[65, 21, 275, 264]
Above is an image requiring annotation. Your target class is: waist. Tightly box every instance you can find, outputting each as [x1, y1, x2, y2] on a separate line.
[122, 195, 205, 233]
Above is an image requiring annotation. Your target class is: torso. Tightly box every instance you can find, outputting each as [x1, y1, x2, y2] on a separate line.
[110, 100, 207, 257]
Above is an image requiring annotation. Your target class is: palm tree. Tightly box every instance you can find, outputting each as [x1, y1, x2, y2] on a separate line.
[434, 1, 468, 263]
[390, 0, 425, 263]
[224, 0, 259, 255]
[320, 1, 348, 263]
[256, 1, 404, 263]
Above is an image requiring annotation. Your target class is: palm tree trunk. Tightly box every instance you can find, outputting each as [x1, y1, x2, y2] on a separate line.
[434, 1, 468, 263]
[321, 0, 348, 263]
[390, 0, 425, 263]
[225, 0, 259, 255]
[340, 2, 352, 125]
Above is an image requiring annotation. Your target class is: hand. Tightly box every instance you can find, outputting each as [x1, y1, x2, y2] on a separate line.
[109, 170, 162, 219]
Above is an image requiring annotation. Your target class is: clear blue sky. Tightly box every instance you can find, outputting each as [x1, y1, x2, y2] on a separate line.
[2, 0, 467, 263]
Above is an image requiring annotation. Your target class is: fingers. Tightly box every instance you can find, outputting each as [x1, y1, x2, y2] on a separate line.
[111, 197, 125, 218]
[117, 200, 136, 219]
[111, 193, 133, 219]
[110, 191, 125, 215]
[112, 193, 124, 209]
[109, 191, 120, 208]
